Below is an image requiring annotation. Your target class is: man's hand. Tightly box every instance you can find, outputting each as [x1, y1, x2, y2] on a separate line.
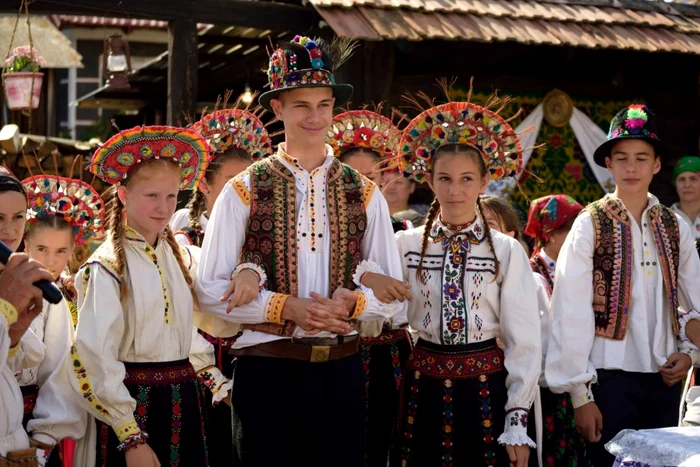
[220, 270, 260, 312]
[505, 444, 530, 467]
[0, 253, 53, 346]
[574, 401, 603, 443]
[660, 352, 692, 387]
[360, 272, 412, 304]
[281, 297, 352, 335]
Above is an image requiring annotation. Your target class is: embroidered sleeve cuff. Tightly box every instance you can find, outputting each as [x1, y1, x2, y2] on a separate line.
[196, 365, 230, 401]
[570, 383, 595, 409]
[0, 298, 18, 326]
[231, 263, 268, 291]
[500, 409, 536, 448]
[264, 293, 289, 325]
[116, 431, 149, 452]
[349, 291, 367, 320]
[679, 312, 700, 343]
[213, 380, 233, 406]
[352, 260, 385, 287]
[8, 343, 21, 358]
[113, 418, 141, 444]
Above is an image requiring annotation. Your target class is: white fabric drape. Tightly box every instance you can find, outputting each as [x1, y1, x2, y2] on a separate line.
[568, 107, 616, 192]
[485, 103, 544, 197]
[484, 102, 616, 197]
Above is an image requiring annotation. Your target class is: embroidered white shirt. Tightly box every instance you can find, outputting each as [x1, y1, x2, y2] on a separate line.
[396, 215, 541, 446]
[196, 144, 405, 348]
[546, 194, 700, 408]
[0, 302, 29, 456]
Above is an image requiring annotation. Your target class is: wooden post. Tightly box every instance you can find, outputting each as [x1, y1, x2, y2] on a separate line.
[167, 19, 198, 126]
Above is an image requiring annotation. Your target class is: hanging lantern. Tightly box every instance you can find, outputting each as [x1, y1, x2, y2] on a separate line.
[103, 34, 132, 89]
[241, 85, 253, 105]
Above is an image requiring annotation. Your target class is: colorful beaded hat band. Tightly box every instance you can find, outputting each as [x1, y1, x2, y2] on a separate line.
[90, 125, 210, 190]
[190, 91, 273, 162]
[399, 84, 527, 183]
[259, 35, 357, 111]
[327, 109, 401, 161]
[22, 174, 105, 245]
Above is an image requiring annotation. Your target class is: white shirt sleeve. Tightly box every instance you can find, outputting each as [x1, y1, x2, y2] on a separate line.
[69, 263, 141, 442]
[533, 273, 551, 387]
[545, 213, 597, 407]
[27, 300, 87, 444]
[497, 238, 542, 447]
[355, 185, 407, 323]
[675, 215, 700, 363]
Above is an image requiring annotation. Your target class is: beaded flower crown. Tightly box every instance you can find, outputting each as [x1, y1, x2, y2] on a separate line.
[190, 92, 272, 162]
[399, 80, 528, 183]
[327, 109, 401, 161]
[90, 125, 210, 190]
[23, 174, 105, 245]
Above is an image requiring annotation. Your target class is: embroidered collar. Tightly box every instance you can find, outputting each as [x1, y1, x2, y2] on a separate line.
[429, 214, 485, 246]
[276, 143, 335, 174]
[603, 192, 660, 225]
[124, 225, 163, 250]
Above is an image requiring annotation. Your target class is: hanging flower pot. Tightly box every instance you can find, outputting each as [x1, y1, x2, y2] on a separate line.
[3, 46, 46, 110]
[3, 72, 43, 109]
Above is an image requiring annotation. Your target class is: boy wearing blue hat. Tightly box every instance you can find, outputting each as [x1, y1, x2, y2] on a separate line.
[546, 105, 700, 466]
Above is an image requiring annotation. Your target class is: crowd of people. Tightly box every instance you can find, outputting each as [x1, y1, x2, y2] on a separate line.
[1, 33, 700, 467]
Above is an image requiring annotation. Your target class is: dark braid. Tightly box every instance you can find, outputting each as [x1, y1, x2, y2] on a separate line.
[105, 188, 129, 302]
[186, 189, 207, 232]
[476, 195, 501, 279]
[416, 197, 441, 282]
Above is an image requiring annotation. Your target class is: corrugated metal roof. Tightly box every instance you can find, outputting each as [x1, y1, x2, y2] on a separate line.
[311, 0, 700, 54]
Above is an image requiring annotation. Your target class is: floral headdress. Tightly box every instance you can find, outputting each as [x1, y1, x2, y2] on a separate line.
[90, 125, 210, 190]
[20, 154, 105, 245]
[189, 91, 272, 162]
[327, 106, 402, 162]
[398, 78, 534, 183]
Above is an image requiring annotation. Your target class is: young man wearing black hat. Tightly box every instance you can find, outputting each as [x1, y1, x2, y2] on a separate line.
[545, 104, 700, 466]
[196, 35, 405, 466]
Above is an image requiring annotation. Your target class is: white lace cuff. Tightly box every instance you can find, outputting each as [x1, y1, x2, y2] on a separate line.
[500, 408, 536, 448]
[678, 310, 700, 342]
[231, 262, 267, 290]
[570, 383, 595, 409]
[352, 260, 384, 287]
[196, 365, 230, 400]
[212, 380, 233, 406]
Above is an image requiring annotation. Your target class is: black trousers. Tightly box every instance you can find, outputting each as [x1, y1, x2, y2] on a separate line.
[231, 353, 365, 467]
[588, 369, 682, 467]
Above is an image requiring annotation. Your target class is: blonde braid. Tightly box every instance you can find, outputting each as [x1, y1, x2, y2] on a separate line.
[416, 198, 441, 282]
[163, 227, 195, 300]
[186, 189, 207, 232]
[105, 190, 129, 301]
[476, 195, 501, 280]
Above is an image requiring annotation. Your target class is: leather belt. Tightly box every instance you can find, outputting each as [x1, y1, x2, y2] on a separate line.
[231, 335, 359, 363]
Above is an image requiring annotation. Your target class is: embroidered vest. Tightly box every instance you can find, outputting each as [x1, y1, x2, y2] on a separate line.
[239, 156, 368, 336]
[587, 195, 680, 340]
[529, 255, 553, 295]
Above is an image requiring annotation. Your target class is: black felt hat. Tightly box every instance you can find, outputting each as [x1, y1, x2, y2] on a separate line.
[259, 35, 355, 112]
[593, 104, 668, 167]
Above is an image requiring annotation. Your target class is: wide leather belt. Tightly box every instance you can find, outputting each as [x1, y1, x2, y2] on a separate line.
[231, 335, 359, 363]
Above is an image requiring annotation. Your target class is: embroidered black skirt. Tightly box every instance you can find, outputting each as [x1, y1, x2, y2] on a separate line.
[539, 388, 588, 467]
[95, 359, 208, 467]
[393, 338, 510, 467]
[359, 328, 413, 467]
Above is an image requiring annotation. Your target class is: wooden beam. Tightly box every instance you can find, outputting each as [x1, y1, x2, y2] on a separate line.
[2, 0, 316, 32]
[168, 19, 198, 126]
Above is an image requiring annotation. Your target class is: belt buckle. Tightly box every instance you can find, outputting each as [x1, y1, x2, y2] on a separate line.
[310, 345, 331, 363]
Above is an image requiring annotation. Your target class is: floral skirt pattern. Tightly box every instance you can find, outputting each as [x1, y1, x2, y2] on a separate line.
[540, 387, 589, 467]
[393, 338, 510, 467]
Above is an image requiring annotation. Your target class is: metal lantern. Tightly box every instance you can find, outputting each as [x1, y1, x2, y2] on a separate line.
[103, 34, 132, 89]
